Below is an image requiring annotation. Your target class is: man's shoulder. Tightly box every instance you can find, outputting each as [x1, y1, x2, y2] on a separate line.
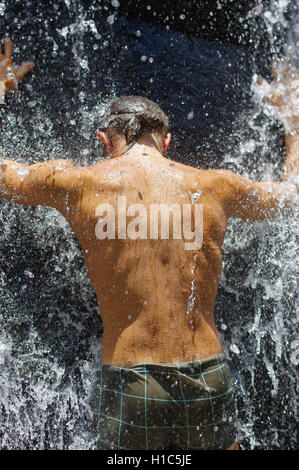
[180, 165, 239, 188]
[198, 168, 235, 178]
[163, 158, 237, 180]
[202, 169, 240, 196]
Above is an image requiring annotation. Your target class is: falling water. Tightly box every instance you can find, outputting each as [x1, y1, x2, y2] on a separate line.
[0, 0, 297, 449]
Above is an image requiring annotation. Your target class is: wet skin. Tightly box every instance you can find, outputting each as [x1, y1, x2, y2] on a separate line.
[1, 139, 298, 366]
[0, 39, 298, 450]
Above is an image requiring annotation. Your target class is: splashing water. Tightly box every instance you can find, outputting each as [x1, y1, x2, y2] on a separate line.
[0, 0, 297, 450]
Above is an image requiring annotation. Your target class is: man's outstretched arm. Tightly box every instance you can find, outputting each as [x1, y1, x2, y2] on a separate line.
[0, 38, 84, 211]
[0, 158, 83, 209]
[225, 62, 299, 222]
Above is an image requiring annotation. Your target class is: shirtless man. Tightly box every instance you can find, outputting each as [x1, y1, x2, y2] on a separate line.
[0, 38, 298, 450]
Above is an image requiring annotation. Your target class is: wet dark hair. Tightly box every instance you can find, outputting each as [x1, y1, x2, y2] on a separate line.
[99, 96, 169, 152]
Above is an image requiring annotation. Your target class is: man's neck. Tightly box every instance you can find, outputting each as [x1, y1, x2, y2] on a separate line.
[109, 134, 163, 159]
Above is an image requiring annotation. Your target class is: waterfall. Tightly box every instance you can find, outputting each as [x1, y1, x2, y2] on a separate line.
[0, 0, 297, 449]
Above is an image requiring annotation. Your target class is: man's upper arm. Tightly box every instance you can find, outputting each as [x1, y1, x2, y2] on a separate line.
[0, 159, 84, 210]
[223, 170, 297, 221]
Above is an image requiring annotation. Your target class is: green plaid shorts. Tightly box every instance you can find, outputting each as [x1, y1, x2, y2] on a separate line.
[91, 354, 237, 450]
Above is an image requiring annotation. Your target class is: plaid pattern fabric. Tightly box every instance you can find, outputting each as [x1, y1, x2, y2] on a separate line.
[91, 354, 237, 450]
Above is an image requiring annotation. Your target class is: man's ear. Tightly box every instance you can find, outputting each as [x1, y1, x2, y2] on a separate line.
[97, 131, 113, 154]
[163, 132, 171, 153]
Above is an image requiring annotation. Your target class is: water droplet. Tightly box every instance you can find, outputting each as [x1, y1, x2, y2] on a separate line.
[16, 167, 30, 178]
[230, 344, 240, 355]
[107, 15, 115, 25]
[24, 269, 34, 279]
[189, 189, 202, 203]
[27, 101, 37, 108]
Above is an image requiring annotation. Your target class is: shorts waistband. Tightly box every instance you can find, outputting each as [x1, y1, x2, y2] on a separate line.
[102, 353, 226, 373]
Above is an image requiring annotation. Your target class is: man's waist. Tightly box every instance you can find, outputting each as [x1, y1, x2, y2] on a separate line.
[102, 352, 226, 371]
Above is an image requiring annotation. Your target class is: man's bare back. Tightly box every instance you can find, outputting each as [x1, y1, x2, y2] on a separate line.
[70, 150, 230, 366]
